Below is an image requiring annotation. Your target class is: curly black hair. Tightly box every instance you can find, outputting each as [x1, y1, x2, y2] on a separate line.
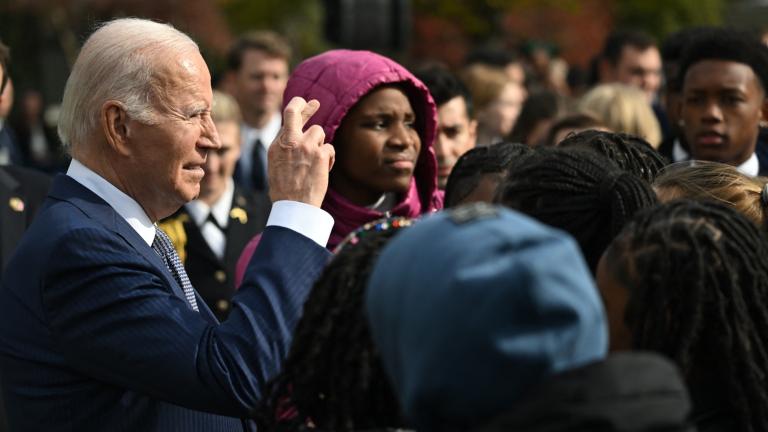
[677, 28, 768, 94]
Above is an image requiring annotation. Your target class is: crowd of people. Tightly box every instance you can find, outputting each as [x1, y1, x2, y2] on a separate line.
[0, 14, 768, 432]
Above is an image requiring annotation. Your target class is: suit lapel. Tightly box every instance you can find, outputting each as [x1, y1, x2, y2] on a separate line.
[48, 175, 188, 303]
[0, 168, 25, 270]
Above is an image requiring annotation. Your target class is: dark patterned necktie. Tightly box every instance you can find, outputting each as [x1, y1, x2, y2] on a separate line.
[251, 138, 268, 192]
[152, 226, 199, 312]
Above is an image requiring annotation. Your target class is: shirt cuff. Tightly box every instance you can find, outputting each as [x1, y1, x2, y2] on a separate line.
[266, 201, 335, 248]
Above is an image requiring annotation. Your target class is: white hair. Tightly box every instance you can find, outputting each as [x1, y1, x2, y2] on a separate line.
[58, 18, 199, 150]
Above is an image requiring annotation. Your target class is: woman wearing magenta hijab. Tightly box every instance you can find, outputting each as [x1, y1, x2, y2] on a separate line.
[235, 49, 442, 286]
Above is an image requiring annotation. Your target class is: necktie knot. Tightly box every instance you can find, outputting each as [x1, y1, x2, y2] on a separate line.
[153, 226, 199, 312]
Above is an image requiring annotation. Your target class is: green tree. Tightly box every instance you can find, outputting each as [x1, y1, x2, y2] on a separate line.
[615, 0, 726, 39]
[217, 0, 329, 59]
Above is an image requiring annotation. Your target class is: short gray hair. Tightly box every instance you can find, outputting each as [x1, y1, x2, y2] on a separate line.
[58, 18, 199, 150]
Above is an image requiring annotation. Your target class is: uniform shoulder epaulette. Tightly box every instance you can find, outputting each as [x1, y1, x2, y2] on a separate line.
[157, 213, 189, 263]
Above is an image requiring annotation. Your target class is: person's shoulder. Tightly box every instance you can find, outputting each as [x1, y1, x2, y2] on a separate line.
[473, 352, 693, 432]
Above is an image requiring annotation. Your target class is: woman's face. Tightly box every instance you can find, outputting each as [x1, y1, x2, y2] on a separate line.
[332, 86, 422, 206]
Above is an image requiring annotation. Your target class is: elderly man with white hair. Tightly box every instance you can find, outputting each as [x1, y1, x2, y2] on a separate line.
[0, 18, 335, 431]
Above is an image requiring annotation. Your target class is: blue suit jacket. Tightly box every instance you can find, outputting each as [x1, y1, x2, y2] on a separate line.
[0, 174, 330, 431]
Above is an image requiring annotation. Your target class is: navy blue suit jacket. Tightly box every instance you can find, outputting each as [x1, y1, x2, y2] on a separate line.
[0, 174, 330, 431]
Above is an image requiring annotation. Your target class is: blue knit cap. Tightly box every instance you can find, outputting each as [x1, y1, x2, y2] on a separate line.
[365, 203, 608, 431]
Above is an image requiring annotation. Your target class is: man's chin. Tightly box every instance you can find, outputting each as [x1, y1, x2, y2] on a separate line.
[179, 184, 201, 204]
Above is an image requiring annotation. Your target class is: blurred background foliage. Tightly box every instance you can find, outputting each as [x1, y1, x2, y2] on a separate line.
[0, 0, 753, 107]
[217, 0, 330, 63]
[411, 0, 726, 41]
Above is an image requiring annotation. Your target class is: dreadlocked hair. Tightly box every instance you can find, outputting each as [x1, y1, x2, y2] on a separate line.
[256, 221, 409, 432]
[604, 200, 768, 432]
[558, 129, 669, 183]
[495, 147, 657, 273]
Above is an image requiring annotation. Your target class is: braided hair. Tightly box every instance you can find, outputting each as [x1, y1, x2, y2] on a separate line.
[444, 142, 531, 208]
[495, 147, 657, 273]
[604, 200, 768, 432]
[257, 219, 411, 432]
[559, 129, 669, 183]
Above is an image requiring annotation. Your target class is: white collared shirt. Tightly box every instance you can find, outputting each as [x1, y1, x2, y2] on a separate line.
[67, 159, 156, 246]
[672, 139, 689, 163]
[185, 180, 235, 259]
[673, 139, 760, 176]
[65, 159, 334, 247]
[737, 152, 760, 177]
[239, 112, 282, 180]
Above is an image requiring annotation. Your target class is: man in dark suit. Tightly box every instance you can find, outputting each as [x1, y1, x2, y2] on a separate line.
[228, 32, 291, 194]
[0, 39, 52, 432]
[677, 28, 768, 176]
[0, 18, 335, 431]
[161, 91, 270, 321]
[0, 163, 51, 432]
[0, 165, 50, 270]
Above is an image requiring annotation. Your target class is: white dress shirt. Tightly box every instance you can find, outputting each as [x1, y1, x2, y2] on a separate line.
[68, 159, 156, 245]
[737, 152, 760, 177]
[672, 139, 689, 163]
[185, 180, 235, 260]
[673, 139, 760, 176]
[66, 159, 334, 247]
[239, 112, 282, 182]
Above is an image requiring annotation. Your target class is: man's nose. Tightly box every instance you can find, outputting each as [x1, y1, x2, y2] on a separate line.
[434, 135, 448, 160]
[200, 116, 221, 150]
[702, 101, 724, 122]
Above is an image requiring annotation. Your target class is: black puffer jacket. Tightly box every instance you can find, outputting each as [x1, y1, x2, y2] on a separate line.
[473, 352, 695, 432]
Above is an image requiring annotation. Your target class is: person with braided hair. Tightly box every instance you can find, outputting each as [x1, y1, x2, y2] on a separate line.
[495, 147, 657, 274]
[598, 199, 768, 432]
[444, 141, 531, 208]
[558, 129, 669, 183]
[653, 160, 768, 231]
[257, 217, 414, 432]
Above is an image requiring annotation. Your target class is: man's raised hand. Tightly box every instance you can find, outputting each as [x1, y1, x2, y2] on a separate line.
[268, 97, 335, 207]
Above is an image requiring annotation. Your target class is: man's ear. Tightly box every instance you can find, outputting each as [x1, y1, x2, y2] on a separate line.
[101, 101, 132, 156]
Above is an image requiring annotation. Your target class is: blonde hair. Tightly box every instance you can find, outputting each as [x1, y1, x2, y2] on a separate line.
[653, 160, 768, 230]
[58, 18, 198, 150]
[460, 64, 510, 111]
[578, 83, 661, 148]
[211, 90, 241, 124]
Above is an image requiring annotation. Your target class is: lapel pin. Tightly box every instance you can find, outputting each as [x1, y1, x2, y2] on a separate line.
[230, 207, 248, 224]
[9, 197, 24, 212]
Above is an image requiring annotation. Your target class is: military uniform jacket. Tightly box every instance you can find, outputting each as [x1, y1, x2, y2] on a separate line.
[160, 187, 270, 321]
